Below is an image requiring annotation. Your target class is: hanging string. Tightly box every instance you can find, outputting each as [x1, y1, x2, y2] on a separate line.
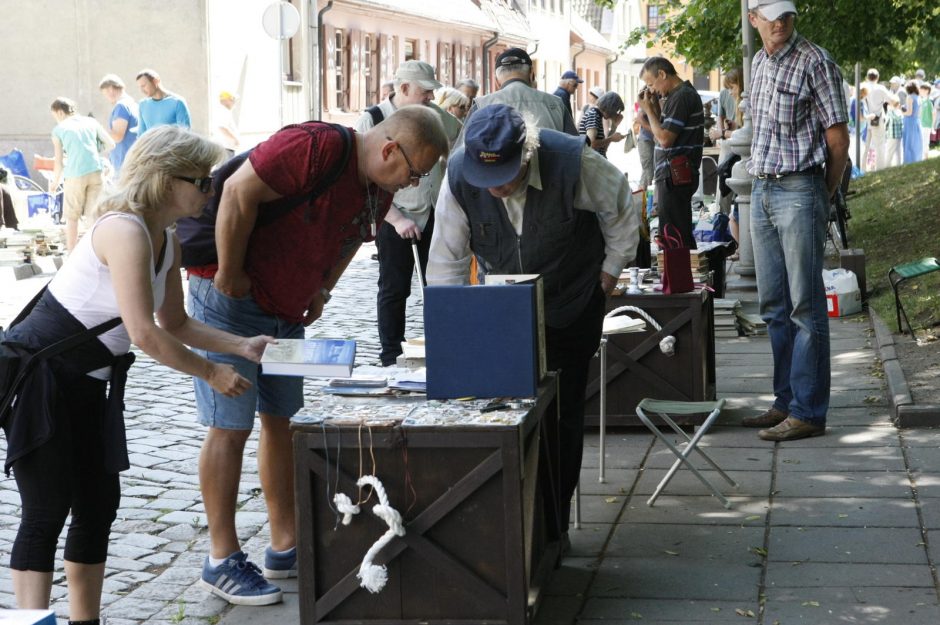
[320, 419, 342, 527]
[399, 431, 418, 515]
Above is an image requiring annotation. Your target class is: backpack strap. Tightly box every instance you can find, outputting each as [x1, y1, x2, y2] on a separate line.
[255, 122, 354, 226]
[366, 106, 385, 126]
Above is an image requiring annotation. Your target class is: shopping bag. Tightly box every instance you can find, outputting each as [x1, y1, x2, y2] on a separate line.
[657, 224, 694, 294]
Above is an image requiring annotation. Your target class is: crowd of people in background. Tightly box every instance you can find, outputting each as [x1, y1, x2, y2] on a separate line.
[856, 67, 940, 171]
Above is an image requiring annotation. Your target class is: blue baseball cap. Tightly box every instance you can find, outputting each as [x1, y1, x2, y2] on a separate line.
[561, 70, 583, 83]
[462, 104, 527, 188]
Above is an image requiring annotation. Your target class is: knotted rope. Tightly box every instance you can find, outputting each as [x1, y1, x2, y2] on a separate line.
[334, 475, 406, 593]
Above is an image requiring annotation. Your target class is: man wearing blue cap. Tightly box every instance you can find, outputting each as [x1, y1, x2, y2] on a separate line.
[741, 0, 849, 441]
[428, 104, 638, 540]
[554, 70, 583, 116]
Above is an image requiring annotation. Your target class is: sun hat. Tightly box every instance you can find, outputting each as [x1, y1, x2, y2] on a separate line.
[394, 61, 442, 91]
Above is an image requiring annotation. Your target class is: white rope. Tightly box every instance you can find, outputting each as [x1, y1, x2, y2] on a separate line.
[333, 492, 361, 526]
[355, 475, 406, 593]
[606, 305, 677, 356]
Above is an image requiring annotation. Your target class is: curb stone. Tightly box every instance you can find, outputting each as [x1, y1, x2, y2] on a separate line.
[869, 307, 940, 427]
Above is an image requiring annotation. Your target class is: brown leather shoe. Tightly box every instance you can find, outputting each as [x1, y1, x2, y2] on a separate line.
[741, 407, 788, 428]
[758, 417, 825, 442]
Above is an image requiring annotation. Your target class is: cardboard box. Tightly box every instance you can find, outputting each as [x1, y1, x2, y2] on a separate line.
[0, 610, 56, 625]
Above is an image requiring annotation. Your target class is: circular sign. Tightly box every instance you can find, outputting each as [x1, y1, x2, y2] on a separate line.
[262, 1, 301, 40]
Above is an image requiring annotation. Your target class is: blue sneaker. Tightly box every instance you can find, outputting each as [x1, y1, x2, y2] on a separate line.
[263, 545, 298, 579]
[200, 551, 283, 606]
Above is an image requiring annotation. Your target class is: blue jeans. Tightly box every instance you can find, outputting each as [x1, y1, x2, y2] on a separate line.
[750, 174, 830, 425]
[187, 275, 304, 429]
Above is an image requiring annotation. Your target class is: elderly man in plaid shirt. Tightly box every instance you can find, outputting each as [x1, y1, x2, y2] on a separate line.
[740, 0, 850, 441]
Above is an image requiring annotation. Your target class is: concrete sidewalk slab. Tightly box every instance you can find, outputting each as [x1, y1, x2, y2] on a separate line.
[618, 496, 768, 525]
[589, 557, 760, 600]
[767, 526, 928, 564]
[775, 445, 907, 472]
[762, 587, 940, 625]
[579, 597, 751, 622]
[604, 523, 765, 561]
[773, 470, 913, 498]
[770, 496, 919, 527]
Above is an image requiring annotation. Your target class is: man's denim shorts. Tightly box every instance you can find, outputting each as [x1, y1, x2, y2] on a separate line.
[187, 275, 304, 430]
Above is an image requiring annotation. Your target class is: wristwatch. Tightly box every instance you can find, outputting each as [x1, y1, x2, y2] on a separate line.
[320, 287, 332, 304]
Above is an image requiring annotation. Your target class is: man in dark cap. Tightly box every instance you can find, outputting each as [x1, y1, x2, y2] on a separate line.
[461, 47, 577, 139]
[428, 104, 637, 541]
[554, 70, 584, 115]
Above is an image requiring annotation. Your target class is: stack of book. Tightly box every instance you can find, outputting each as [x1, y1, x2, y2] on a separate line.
[656, 247, 710, 283]
[713, 298, 742, 339]
[736, 311, 768, 336]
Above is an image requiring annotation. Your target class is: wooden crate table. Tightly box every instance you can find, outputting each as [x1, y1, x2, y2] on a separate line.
[292, 375, 560, 625]
[584, 287, 716, 426]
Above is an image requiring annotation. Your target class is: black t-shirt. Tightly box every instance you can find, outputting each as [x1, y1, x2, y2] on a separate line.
[653, 80, 704, 181]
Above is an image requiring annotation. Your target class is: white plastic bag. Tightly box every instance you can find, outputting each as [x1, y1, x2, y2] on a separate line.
[822, 268, 861, 317]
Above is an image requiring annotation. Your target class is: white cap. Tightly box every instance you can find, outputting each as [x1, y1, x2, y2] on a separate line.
[747, 0, 797, 20]
[588, 86, 605, 99]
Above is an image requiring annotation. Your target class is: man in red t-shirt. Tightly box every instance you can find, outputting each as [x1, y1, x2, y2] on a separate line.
[189, 106, 448, 606]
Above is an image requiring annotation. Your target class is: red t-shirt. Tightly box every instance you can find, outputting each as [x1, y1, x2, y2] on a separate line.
[196, 124, 391, 323]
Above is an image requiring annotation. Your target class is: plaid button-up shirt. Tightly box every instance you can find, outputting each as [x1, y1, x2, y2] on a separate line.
[748, 32, 848, 176]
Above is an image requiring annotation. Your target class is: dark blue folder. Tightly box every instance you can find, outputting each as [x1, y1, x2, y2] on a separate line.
[424, 284, 541, 399]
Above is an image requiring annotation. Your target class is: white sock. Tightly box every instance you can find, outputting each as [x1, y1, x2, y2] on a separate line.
[209, 552, 238, 568]
[269, 546, 296, 556]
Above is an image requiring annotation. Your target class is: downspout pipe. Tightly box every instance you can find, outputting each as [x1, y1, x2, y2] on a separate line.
[315, 0, 335, 120]
[605, 52, 619, 91]
[482, 31, 499, 94]
[571, 41, 586, 71]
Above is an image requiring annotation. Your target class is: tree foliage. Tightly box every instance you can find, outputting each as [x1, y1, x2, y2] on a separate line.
[612, 0, 940, 77]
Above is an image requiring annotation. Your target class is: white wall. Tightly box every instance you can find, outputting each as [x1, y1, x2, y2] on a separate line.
[207, 0, 286, 148]
[0, 0, 210, 170]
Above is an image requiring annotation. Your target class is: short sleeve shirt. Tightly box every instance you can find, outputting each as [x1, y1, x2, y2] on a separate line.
[578, 106, 608, 157]
[108, 95, 139, 174]
[653, 80, 704, 181]
[242, 124, 391, 322]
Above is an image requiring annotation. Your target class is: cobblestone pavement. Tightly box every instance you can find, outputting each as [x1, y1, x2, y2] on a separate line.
[0, 242, 424, 624]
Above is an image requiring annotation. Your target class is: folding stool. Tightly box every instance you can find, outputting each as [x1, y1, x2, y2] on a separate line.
[635, 398, 736, 508]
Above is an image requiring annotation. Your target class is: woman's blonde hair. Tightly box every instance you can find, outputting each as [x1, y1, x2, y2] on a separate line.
[436, 87, 470, 112]
[97, 126, 224, 217]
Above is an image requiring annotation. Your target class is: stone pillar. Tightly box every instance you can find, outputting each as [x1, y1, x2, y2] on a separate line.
[726, 91, 756, 278]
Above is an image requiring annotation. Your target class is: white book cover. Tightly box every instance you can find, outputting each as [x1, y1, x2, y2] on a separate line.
[261, 338, 356, 378]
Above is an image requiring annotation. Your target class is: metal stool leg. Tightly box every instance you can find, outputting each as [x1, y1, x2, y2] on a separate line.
[599, 337, 607, 483]
[573, 483, 581, 529]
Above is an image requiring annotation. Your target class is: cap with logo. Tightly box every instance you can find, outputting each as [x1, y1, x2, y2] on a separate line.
[394, 60, 443, 91]
[561, 70, 583, 83]
[747, 0, 797, 20]
[495, 48, 532, 69]
[462, 104, 527, 189]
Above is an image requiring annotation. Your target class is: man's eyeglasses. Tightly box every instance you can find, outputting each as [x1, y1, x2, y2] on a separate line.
[387, 136, 431, 183]
[174, 175, 213, 193]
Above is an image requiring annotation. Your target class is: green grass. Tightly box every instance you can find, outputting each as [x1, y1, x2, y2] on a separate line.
[846, 156, 940, 334]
